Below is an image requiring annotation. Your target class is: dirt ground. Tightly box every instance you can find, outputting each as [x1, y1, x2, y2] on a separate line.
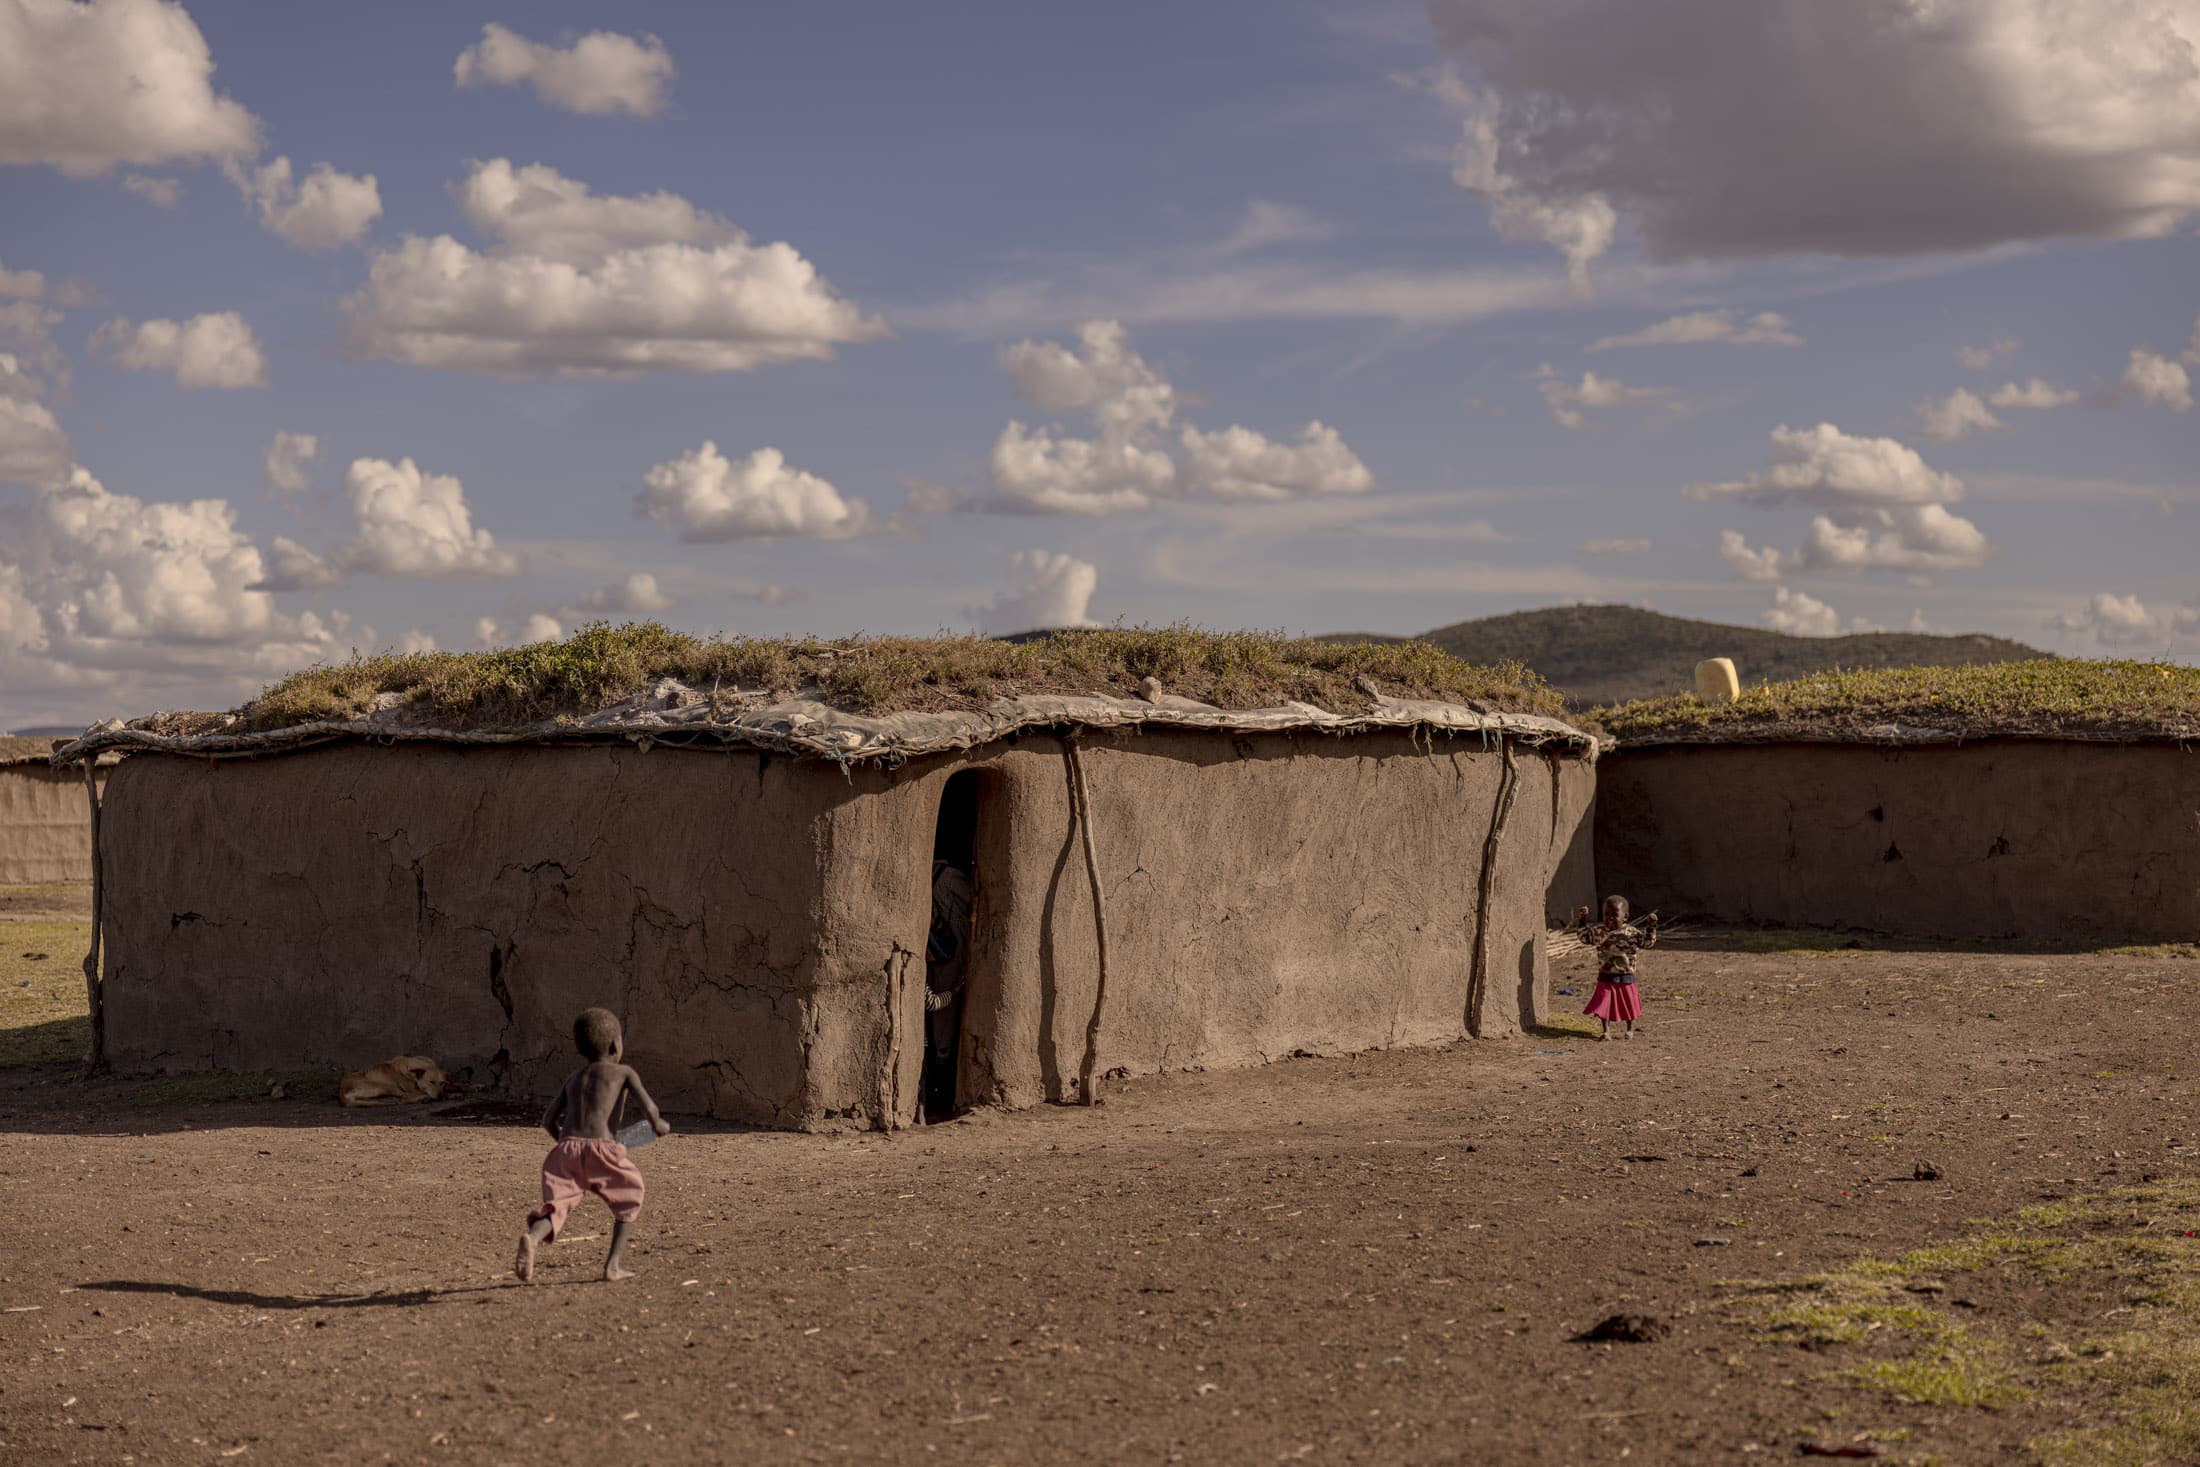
[1, 923, 2197, 1465]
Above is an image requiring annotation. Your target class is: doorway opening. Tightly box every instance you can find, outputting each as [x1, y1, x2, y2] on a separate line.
[922, 771, 982, 1120]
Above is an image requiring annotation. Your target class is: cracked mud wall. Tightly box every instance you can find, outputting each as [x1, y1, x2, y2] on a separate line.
[94, 730, 1587, 1129]
[1544, 757, 1597, 926]
[1594, 742, 2200, 943]
[97, 744, 855, 1124]
[930, 729, 1575, 1114]
[0, 765, 101, 885]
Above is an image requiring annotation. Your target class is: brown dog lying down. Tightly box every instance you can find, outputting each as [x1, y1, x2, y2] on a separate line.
[338, 1056, 449, 1107]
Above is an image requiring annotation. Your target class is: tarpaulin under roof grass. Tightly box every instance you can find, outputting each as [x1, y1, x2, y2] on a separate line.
[1595, 659, 2200, 745]
[235, 623, 1566, 734]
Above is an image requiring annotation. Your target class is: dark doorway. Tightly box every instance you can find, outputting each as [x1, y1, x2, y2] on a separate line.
[922, 771, 982, 1120]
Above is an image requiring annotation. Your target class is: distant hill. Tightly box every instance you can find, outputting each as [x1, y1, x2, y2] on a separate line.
[1322, 606, 2046, 709]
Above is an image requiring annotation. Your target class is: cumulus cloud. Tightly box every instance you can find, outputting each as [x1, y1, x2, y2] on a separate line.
[0, 0, 261, 176]
[0, 355, 70, 487]
[454, 23, 674, 117]
[393, 628, 437, 655]
[0, 300, 66, 384]
[1761, 586, 1843, 638]
[2050, 592, 2200, 648]
[0, 465, 340, 701]
[2119, 350, 2193, 413]
[1588, 309, 1801, 352]
[1178, 422, 1372, 501]
[1717, 530, 1785, 582]
[239, 156, 382, 250]
[1536, 366, 1670, 428]
[1916, 387, 2002, 442]
[1796, 504, 1992, 574]
[0, 256, 93, 307]
[121, 173, 180, 207]
[96, 310, 267, 389]
[249, 535, 344, 593]
[988, 320, 1373, 514]
[1578, 538, 1651, 556]
[344, 159, 884, 378]
[971, 551, 1099, 636]
[335, 457, 519, 579]
[567, 572, 672, 616]
[638, 442, 869, 543]
[1423, 1, 2200, 271]
[1687, 423, 1964, 510]
[1988, 378, 2081, 410]
[263, 430, 317, 495]
[1958, 338, 2019, 370]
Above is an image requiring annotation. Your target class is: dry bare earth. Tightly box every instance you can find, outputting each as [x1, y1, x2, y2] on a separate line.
[1, 936, 2197, 1465]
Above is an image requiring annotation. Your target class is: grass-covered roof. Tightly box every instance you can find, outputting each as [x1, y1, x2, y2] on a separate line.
[1594, 659, 2200, 745]
[227, 622, 1566, 734]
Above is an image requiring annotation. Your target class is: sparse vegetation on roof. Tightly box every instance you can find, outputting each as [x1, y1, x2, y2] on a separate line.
[1595, 659, 2200, 744]
[237, 622, 1566, 733]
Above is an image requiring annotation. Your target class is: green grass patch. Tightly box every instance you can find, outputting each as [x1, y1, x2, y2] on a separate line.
[1595, 658, 2200, 742]
[0, 915, 90, 1066]
[1853, 1345, 2028, 1408]
[1533, 1012, 1601, 1039]
[126, 1069, 337, 1107]
[236, 622, 1566, 733]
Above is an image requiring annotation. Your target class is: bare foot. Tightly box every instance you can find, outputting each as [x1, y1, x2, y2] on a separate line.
[602, 1264, 633, 1282]
[513, 1234, 536, 1283]
[1596, 1031, 1610, 1042]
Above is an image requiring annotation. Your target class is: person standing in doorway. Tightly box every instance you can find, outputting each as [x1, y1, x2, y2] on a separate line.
[923, 859, 973, 1117]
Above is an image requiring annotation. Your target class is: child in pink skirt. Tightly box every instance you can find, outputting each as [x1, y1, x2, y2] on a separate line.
[1572, 896, 1658, 1040]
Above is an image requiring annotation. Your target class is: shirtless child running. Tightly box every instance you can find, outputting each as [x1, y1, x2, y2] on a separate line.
[515, 1008, 671, 1283]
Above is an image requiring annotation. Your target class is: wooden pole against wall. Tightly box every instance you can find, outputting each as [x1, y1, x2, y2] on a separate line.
[1066, 738, 1113, 1106]
[79, 759, 106, 1075]
[1465, 737, 1520, 1038]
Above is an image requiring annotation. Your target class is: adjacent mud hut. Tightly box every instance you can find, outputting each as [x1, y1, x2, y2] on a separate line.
[0, 736, 105, 886]
[53, 628, 1595, 1128]
[1590, 663, 2200, 944]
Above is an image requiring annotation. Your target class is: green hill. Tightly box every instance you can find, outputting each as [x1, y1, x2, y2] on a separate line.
[1322, 605, 2045, 709]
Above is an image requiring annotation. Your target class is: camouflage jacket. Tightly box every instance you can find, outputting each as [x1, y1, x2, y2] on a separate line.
[1580, 919, 1656, 979]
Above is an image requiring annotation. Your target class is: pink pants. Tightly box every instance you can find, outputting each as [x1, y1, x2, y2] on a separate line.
[528, 1138, 644, 1240]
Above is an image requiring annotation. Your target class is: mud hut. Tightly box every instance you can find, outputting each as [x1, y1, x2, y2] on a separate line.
[53, 628, 1596, 1128]
[0, 736, 106, 886]
[1590, 662, 2200, 944]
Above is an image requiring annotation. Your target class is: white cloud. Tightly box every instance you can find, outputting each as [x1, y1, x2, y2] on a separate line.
[1423, 2, 2200, 271]
[1797, 504, 1992, 573]
[393, 628, 437, 655]
[1178, 422, 1372, 501]
[1687, 423, 1965, 509]
[0, 356, 70, 487]
[2120, 349, 2193, 413]
[335, 457, 519, 579]
[971, 551, 1099, 636]
[1588, 309, 1801, 351]
[1536, 366, 1670, 428]
[454, 22, 674, 118]
[1762, 586, 1843, 638]
[568, 572, 671, 616]
[263, 431, 318, 495]
[249, 535, 344, 593]
[97, 310, 267, 389]
[1917, 387, 2002, 442]
[121, 173, 180, 207]
[0, 0, 261, 177]
[1958, 338, 2019, 370]
[240, 156, 382, 250]
[344, 159, 884, 378]
[1988, 378, 2081, 410]
[1578, 538, 1652, 556]
[0, 256, 92, 306]
[522, 614, 563, 643]
[1717, 530, 1786, 582]
[474, 617, 501, 649]
[638, 442, 869, 543]
[2050, 592, 2200, 648]
[988, 319, 1373, 514]
[0, 466, 339, 699]
[0, 300, 66, 382]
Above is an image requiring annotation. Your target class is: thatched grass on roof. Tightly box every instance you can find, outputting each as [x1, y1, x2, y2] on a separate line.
[1594, 659, 2200, 744]
[240, 622, 1565, 733]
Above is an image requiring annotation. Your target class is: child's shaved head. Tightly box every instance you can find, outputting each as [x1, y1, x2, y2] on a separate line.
[574, 1007, 623, 1060]
[1602, 895, 1630, 919]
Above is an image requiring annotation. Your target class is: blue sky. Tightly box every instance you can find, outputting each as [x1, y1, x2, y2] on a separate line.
[1, 0, 2196, 728]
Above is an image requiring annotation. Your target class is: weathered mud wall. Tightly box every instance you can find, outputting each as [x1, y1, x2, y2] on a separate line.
[97, 730, 1590, 1127]
[1544, 760, 1597, 925]
[0, 764, 101, 885]
[1595, 741, 2200, 943]
[98, 745, 861, 1125]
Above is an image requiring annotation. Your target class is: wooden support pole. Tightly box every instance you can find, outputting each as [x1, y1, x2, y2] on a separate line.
[79, 759, 106, 1075]
[1066, 738, 1113, 1106]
